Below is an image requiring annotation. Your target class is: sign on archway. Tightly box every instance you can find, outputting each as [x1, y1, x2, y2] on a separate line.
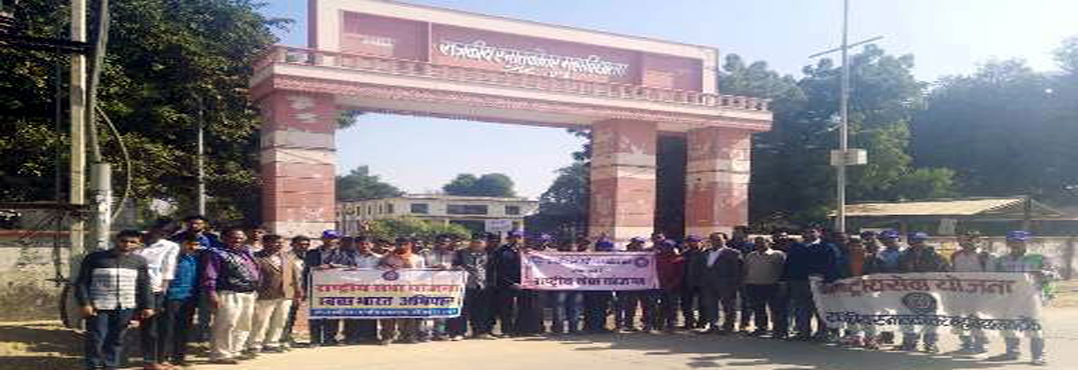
[251, 0, 772, 242]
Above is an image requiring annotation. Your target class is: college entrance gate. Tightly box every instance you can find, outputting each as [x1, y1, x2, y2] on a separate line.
[250, 0, 772, 243]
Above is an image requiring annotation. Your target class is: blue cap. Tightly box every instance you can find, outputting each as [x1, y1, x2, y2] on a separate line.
[539, 233, 553, 242]
[629, 236, 647, 243]
[908, 232, 929, 241]
[1007, 230, 1033, 242]
[508, 230, 525, 238]
[661, 239, 677, 249]
[879, 230, 900, 239]
[595, 240, 615, 251]
[685, 235, 703, 243]
[321, 230, 340, 239]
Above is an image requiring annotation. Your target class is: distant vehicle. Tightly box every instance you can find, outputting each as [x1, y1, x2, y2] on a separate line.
[0, 209, 20, 229]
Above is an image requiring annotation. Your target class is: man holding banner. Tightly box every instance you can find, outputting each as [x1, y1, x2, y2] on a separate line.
[987, 230, 1055, 366]
[377, 237, 428, 344]
[895, 232, 949, 353]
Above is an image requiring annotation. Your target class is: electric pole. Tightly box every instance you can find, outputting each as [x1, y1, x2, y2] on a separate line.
[809, 0, 876, 233]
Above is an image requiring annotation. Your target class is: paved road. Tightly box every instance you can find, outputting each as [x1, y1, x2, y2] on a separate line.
[197, 308, 1078, 370]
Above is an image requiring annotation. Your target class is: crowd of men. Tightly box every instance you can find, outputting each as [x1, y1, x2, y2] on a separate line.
[74, 215, 1055, 369]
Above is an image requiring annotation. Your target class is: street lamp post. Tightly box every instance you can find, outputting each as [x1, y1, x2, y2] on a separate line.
[809, 0, 877, 233]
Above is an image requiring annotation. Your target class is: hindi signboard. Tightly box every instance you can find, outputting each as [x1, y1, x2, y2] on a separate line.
[521, 251, 658, 291]
[811, 272, 1043, 333]
[310, 268, 466, 319]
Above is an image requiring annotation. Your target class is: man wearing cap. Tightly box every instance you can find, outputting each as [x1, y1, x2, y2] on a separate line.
[583, 239, 616, 333]
[679, 235, 707, 330]
[303, 230, 342, 347]
[876, 230, 904, 273]
[491, 230, 526, 337]
[987, 231, 1054, 365]
[896, 231, 949, 353]
[949, 231, 993, 354]
[616, 237, 650, 332]
[454, 237, 493, 339]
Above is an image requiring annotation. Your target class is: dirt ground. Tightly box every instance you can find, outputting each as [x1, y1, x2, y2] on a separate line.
[3, 285, 1077, 370]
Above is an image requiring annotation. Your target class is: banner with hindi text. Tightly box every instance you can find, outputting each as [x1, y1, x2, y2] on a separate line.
[310, 268, 466, 319]
[521, 251, 658, 291]
[810, 272, 1043, 333]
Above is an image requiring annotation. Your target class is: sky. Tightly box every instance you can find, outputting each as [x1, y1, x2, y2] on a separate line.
[260, 0, 1078, 199]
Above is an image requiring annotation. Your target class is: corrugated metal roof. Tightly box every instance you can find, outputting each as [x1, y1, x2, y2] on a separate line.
[842, 197, 1057, 217]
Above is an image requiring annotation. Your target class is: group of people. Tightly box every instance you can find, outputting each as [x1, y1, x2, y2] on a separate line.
[74, 215, 1055, 370]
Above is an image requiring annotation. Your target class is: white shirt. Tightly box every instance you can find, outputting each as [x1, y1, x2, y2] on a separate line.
[135, 239, 180, 293]
[706, 249, 721, 267]
[952, 249, 991, 272]
[356, 253, 382, 268]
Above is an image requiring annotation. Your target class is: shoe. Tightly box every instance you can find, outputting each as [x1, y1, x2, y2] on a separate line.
[923, 343, 940, 354]
[1031, 357, 1047, 366]
[262, 347, 284, 353]
[896, 341, 917, 352]
[379, 339, 393, 346]
[749, 329, 768, 337]
[451, 335, 465, 341]
[208, 358, 240, 365]
[238, 351, 258, 360]
[432, 335, 448, 341]
[986, 353, 1020, 362]
[863, 337, 879, 350]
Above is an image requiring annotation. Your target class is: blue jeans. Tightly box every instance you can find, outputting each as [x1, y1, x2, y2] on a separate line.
[551, 291, 582, 333]
[789, 281, 819, 336]
[85, 309, 135, 369]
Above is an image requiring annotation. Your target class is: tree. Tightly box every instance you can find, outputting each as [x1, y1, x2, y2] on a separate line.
[336, 165, 403, 201]
[0, 0, 288, 224]
[911, 57, 1075, 203]
[531, 161, 589, 236]
[724, 46, 955, 226]
[442, 173, 517, 197]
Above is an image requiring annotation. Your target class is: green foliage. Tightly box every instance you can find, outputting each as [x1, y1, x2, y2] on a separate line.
[364, 217, 471, 241]
[0, 0, 288, 225]
[336, 165, 403, 201]
[442, 173, 517, 197]
[912, 56, 1077, 202]
[725, 46, 956, 226]
[531, 161, 589, 235]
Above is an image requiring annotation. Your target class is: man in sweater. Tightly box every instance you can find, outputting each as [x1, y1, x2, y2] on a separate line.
[76, 229, 153, 370]
[454, 238, 493, 339]
[338, 236, 382, 344]
[203, 228, 261, 364]
[654, 239, 684, 333]
[743, 236, 786, 338]
[679, 235, 707, 330]
[247, 234, 303, 354]
[303, 230, 342, 347]
[782, 228, 836, 340]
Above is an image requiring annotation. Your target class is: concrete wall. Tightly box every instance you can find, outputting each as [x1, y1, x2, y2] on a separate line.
[0, 231, 68, 321]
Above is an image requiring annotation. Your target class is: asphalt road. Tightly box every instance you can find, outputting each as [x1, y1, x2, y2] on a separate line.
[195, 308, 1078, 370]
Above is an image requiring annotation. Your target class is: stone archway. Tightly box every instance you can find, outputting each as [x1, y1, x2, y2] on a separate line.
[250, 0, 772, 243]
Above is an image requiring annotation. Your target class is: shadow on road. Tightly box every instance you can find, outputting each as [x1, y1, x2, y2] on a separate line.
[552, 332, 1017, 370]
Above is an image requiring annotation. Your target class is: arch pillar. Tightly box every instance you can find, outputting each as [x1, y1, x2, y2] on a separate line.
[588, 119, 657, 244]
[684, 127, 752, 237]
[257, 92, 339, 237]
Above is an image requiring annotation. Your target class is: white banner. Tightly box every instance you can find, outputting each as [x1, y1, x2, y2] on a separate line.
[310, 268, 466, 319]
[521, 251, 658, 291]
[811, 272, 1043, 333]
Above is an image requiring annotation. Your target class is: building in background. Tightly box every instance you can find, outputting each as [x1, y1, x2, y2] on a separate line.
[336, 194, 538, 236]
